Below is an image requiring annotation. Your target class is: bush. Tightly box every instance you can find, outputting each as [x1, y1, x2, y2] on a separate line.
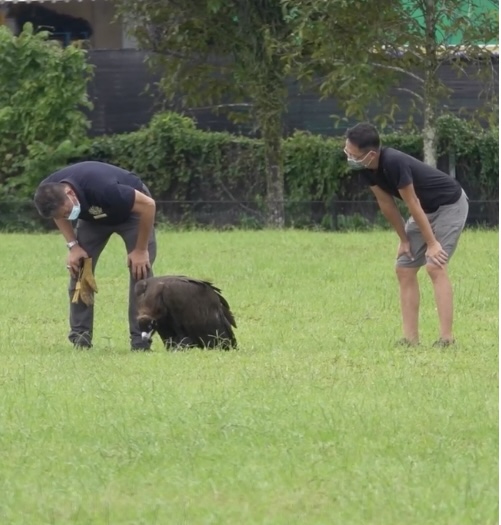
[75, 111, 493, 203]
[0, 23, 93, 198]
[436, 114, 499, 201]
[2, 105, 497, 231]
[73, 112, 267, 203]
[76, 113, 422, 206]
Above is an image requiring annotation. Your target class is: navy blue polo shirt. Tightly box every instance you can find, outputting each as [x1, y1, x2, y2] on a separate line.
[40, 161, 146, 225]
[360, 147, 462, 213]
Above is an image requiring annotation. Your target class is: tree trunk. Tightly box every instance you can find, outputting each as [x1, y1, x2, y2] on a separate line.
[256, 74, 286, 228]
[262, 121, 284, 228]
[422, 0, 438, 168]
[422, 99, 437, 167]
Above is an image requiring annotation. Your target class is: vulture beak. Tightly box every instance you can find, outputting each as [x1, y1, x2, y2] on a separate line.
[141, 329, 155, 342]
[138, 318, 156, 342]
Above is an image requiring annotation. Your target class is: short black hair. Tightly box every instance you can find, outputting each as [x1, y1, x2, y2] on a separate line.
[34, 183, 67, 218]
[346, 123, 380, 151]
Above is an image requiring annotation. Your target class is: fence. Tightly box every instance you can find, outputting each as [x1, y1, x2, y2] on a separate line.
[1, 199, 497, 233]
[85, 50, 499, 137]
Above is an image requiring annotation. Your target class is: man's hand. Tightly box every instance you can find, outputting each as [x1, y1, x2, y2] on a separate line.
[397, 240, 414, 261]
[426, 241, 449, 268]
[66, 245, 89, 278]
[72, 258, 98, 306]
[127, 248, 150, 281]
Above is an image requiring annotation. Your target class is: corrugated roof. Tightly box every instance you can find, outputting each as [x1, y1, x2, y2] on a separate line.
[0, 1, 99, 3]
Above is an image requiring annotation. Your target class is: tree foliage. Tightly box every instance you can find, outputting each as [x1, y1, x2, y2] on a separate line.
[116, 0, 292, 226]
[373, 0, 498, 166]
[297, 0, 499, 166]
[116, 0, 393, 227]
[0, 23, 93, 197]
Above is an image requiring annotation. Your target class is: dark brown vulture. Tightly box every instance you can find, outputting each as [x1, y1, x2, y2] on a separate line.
[134, 275, 237, 350]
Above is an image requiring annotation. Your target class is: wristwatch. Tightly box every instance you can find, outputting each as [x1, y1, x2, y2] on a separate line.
[66, 240, 79, 250]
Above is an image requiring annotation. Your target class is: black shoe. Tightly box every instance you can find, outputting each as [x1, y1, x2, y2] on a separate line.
[432, 338, 456, 348]
[395, 338, 419, 348]
[73, 343, 92, 350]
[71, 333, 92, 349]
[131, 346, 152, 352]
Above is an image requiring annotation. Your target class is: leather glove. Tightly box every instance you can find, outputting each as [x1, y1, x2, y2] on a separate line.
[72, 258, 98, 306]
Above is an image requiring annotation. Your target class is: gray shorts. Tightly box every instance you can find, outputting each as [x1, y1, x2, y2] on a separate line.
[396, 189, 469, 268]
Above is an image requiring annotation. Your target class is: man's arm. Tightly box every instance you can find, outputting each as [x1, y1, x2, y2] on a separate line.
[127, 190, 156, 281]
[397, 184, 437, 245]
[382, 155, 438, 247]
[53, 218, 77, 244]
[398, 183, 448, 267]
[53, 218, 89, 277]
[130, 190, 156, 251]
[370, 185, 407, 241]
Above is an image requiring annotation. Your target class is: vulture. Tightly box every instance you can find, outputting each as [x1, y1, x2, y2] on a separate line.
[134, 275, 237, 350]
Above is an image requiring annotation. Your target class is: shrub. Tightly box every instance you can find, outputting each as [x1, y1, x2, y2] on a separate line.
[0, 23, 93, 198]
[2, 103, 497, 231]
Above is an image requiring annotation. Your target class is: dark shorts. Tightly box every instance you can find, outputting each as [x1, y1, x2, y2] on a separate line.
[396, 189, 469, 268]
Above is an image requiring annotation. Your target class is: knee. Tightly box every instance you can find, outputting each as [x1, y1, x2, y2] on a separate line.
[395, 266, 419, 284]
[426, 263, 447, 282]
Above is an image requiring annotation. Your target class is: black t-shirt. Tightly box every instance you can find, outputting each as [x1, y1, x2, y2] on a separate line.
[361, 147, 462, 213]
[40, 161, 145, 225]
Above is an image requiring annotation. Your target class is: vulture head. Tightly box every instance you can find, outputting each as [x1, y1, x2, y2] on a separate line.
[134, 275, 237, 350]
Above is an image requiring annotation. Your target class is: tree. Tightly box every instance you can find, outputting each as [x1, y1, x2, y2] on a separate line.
[300, 0, 498, 167]
[0, 23, 93, 196]
[379, 0, 498, 167]
[116, 0, 394, 227]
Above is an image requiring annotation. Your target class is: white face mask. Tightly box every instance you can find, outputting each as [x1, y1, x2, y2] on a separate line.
[67, 194, 81, 221]
[344, 149, 373, 170]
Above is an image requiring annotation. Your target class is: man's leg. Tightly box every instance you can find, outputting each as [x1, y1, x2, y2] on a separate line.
[426, 190, 469, 344]
[425, 264, 454, 342]
[116, 215, 157, 350]
[69, 221, 111, 348]
[395, 218, 427, 345]
[395, 266, 421, 344]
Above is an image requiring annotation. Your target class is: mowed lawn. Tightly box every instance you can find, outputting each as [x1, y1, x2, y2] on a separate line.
[0, 228, 497, 525]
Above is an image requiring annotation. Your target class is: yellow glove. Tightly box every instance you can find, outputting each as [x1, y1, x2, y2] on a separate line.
[72, 258, 98, 306]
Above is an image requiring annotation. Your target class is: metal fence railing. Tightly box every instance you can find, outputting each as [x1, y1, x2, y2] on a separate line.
[0, 199, 498, 232]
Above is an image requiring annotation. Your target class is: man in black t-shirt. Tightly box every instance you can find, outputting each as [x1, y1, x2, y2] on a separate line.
[344, 123, 469, 347]
[34, 161, 157, 351]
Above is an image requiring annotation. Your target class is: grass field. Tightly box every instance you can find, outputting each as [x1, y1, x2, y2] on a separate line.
[0, 228, 498, 525]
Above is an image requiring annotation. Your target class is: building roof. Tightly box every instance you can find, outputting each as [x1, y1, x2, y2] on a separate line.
[0, 1, 100, 3]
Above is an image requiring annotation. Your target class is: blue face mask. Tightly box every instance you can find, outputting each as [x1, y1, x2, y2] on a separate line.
[67, 195, 81, 220]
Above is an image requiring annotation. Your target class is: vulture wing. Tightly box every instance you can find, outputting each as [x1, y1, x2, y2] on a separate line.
[158, 276, 237, 348]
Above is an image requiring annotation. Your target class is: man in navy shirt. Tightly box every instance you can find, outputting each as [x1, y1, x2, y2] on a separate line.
[344, 123, 469, 347]
[34, 161, 157, 351]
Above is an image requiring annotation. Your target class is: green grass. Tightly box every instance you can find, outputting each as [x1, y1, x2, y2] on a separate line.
[0, 229, 497, 525]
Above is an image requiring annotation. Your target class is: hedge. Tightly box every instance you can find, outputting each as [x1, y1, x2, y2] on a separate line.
[0, 111, 498, 231]
[75, 112, 497, 200]
[77, 112, 498, 229]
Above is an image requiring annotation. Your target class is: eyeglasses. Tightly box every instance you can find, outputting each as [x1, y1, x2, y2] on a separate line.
[343, 148, 369, 161]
